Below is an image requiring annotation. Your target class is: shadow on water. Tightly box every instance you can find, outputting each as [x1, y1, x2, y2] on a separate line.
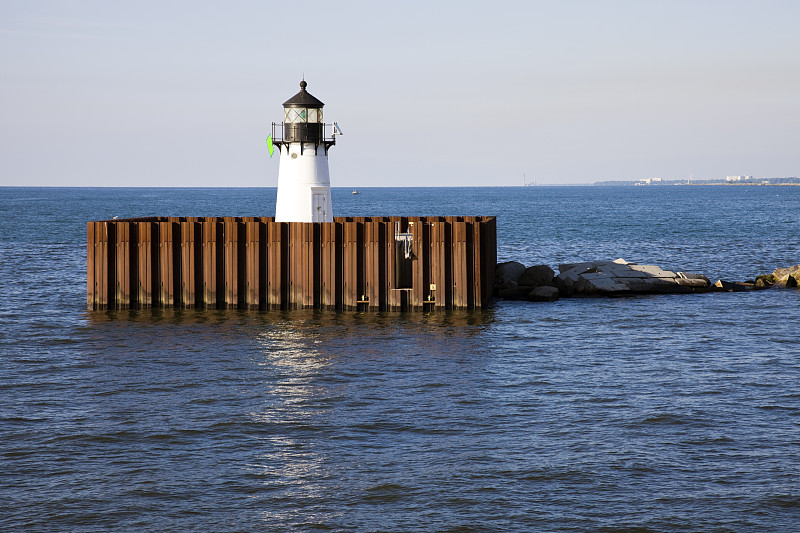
[81, 307, 500, 365]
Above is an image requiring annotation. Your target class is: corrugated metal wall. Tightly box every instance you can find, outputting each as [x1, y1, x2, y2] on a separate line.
[87, 216, 496, 311]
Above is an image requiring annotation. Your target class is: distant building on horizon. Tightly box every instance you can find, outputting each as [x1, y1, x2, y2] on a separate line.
[634, 177, 663, 185]
[595, 175, 800, 186]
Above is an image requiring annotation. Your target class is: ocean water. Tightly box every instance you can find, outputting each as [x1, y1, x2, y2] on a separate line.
[1, 186, 799, 532]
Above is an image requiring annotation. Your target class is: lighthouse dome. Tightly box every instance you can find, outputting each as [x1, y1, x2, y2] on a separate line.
[283, 80, 324, 108]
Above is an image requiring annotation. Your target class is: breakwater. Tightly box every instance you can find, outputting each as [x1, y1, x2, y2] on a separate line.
[87, 216, 496, 311]
[495, 259, 800, 302]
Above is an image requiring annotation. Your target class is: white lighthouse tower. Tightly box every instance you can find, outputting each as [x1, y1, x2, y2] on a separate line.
[273, 80, 340, 222]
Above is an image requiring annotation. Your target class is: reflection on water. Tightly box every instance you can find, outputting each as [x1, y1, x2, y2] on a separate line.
[87, 307, 497, 330]
[242, 310, 498, 527]
[84, 307, 500, 529]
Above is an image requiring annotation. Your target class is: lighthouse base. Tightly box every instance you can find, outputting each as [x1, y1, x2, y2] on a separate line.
[87, 216, 496, 311]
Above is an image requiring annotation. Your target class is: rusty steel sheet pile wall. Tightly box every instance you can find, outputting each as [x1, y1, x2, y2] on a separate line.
[87, 216, 496, 311]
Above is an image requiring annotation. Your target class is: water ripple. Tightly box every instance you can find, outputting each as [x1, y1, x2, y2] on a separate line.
[2, 187, 800, 531]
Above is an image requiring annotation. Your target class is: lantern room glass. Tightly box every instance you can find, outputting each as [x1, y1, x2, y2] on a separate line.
[284, 107, 322, 123]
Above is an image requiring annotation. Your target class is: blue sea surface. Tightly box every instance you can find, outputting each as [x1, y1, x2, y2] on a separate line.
[1, 186, 799, 532]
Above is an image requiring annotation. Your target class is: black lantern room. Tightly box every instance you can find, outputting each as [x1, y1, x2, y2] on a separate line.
[282, 80, 325, 143]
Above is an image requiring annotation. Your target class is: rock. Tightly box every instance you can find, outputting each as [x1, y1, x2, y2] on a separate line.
[495, 279, 517, 292]
[498, 281, 533, 300]
[558, 258, 628, 274]
[495, 261, 526, 285]
[518, 265, 555, 287]
[626, 277, 691, 293]
[629, 264, 677, 277]
[498, 288, 523, 300]
[527, 286, 560, 302]
[772, 265, 799, 278]
[773, 265, 800, 287]
[755, 274, 777, 289]
[755, 265, 800, 288]
[675, 272, 711, 289]
[754, 278, 771, 289]
[713, 280, 751, 292]
[582, 274, 633, 294]
[555, 259, 711, 296]
[556, 261, 617, 294]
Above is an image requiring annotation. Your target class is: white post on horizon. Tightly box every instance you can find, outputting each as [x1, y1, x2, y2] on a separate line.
[273, 80, 340, 222]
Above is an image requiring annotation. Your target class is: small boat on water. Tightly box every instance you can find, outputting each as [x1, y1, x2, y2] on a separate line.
[352, 189, 359, 195]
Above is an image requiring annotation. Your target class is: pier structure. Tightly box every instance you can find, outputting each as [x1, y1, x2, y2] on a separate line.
[87, 216, 496, 311]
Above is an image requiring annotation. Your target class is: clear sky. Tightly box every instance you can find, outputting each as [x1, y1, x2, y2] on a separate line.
[1, 0, 798, 187]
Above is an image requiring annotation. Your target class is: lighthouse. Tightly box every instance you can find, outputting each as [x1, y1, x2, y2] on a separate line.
[273, 80, 340, 222]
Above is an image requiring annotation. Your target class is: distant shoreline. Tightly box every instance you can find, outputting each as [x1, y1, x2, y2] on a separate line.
[595, 181, 799, 187]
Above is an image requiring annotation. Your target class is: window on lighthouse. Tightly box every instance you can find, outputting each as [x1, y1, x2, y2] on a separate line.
[285, 108, 322, 123]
